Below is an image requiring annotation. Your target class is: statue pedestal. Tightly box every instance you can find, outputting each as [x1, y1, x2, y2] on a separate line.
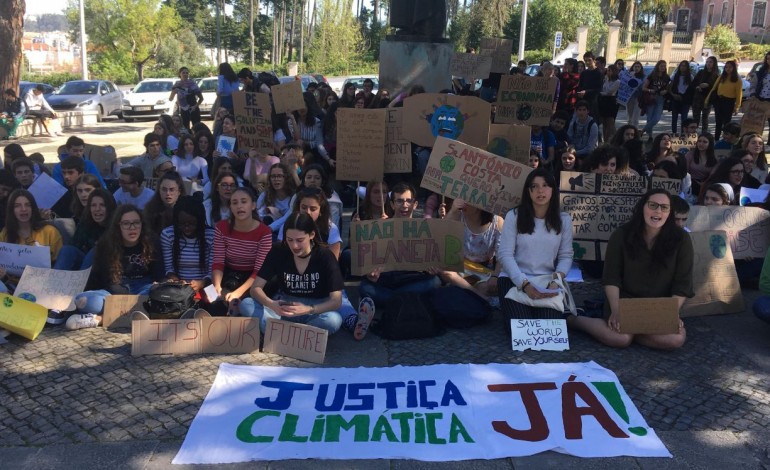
[379, 40, 454, 95]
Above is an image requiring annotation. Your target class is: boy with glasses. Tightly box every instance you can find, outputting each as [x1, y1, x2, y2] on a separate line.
[114, 166, 155, 209]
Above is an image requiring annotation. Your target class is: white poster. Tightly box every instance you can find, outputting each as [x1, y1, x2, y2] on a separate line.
[0, 242, 51, 277]
[14, 266, 91, 311]
[617, 70, 644, 106]
[27, 172, 68, 209]
[173, 362, 670, 464]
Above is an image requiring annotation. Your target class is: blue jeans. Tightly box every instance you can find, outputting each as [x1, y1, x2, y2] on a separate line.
[643, 95, 665, 134]
[53, 246, 96, 270]
[240, 295, 342, 334]
[74, 289, 111, 314]
[358, 274, 440, 307]
[754, 296, 770, 324]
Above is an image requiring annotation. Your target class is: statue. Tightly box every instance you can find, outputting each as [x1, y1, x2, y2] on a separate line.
[389, 0, 447, 40]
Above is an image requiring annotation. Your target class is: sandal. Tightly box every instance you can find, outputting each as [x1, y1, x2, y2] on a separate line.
[354, 297, 375, 341]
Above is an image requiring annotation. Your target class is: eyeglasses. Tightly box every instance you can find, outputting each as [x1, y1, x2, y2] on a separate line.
[218, 183, 237, 189]
[120, 221, 142, 229]
[270, 174, 285, 179]
[394, 198, 415, 206]
[646, 201, 670, 212]
[730, 169, 745, 175]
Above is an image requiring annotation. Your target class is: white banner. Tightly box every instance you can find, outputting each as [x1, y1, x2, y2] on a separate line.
[174, 362, 670, 464]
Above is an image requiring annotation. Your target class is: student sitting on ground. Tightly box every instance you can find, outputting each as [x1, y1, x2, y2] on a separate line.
[161, 195, 214, 298]
[113, 166, 155, 209]
[54, 188, 116, 271]
[567, 189, 693, 350]
[127, 133, 173, 180]
[566, 100, 599, 159]
[53, 136, 106, 188]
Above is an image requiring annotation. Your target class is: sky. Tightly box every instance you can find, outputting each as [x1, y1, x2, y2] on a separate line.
[26, 0, 68, 17]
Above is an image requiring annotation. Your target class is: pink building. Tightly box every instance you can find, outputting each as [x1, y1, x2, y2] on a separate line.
[671, 0, 769, 42]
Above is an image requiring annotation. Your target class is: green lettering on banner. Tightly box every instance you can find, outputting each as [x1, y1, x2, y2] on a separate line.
[371, 414, 399, 442]
[449, 413, 475, 443]
[324, 414, 371, 442]
[426, 412, 448, 444]
[278, 413, 309, 442]
[236, 410, 280, 443]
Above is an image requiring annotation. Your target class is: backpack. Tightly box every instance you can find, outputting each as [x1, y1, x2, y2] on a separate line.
[429, 286, 492, 329]
[370, 292, 444, 340]
[143, 282, 196, 319]
[258, 71, 281, 88]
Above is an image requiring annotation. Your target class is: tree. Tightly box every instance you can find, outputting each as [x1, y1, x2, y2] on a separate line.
[307, 0, 364, 75]
[0, 0, 24, 94]
[705, 24, 740, 57]
[66, 0, 182, 81]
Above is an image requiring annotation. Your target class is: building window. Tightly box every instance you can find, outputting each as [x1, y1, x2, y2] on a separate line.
[753, 1, 768, 28]
[720, 1, 729, 24]
[676, 8, 691, 31]
[707, 3, 715, 24]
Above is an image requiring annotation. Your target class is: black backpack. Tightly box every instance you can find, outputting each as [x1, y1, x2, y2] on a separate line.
[258, 71, 281, 88]
[143, 282, 196, 319]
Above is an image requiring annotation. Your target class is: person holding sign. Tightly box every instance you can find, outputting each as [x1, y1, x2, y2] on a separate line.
[497, 168, 573, 322]
[568, 189, 693, 349]
[240, 212, 344, 334]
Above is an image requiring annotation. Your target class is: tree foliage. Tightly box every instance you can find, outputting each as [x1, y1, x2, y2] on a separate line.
[307, 0, 365, 75]
[705, 24, 741, 58]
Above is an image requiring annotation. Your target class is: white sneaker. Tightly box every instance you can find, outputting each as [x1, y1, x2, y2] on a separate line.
[65, 313, 99, 330]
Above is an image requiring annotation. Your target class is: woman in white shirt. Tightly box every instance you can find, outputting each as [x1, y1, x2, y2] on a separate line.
[172, 135, 209, 187]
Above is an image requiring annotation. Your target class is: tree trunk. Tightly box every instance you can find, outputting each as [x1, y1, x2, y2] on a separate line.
[309, 0, 316, 38]
[288, 0, 296, 62]
[299, 0, 304, 70]
[0, 0, 25, 95]
[373, 0, 379, 21]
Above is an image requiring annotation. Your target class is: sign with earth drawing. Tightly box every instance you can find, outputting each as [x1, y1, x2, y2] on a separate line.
[403, 94, 491, 148]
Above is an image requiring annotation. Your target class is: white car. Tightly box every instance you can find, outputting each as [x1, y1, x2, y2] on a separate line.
[122, 78, 177, 122]
[196, 77, 218, 117]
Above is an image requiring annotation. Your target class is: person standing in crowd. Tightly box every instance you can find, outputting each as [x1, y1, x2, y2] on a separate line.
[0, 88, 27, 140]
[749, 51, 770, 142]
[625, 62, 646, 128]
[216, 63, 240, 114]
[169, 67, 204, 129]
[598, 64, 621, 143]
[568, 189, 692, 349]
[640, 60, 671, 141]
[557, 58, 581, 116]
[668, 60, 693, 135]
[691, 56, 719, 134]
[706, 60, 742, 141]
[577, 52, 603, 119]
[497, 168, 573, 322]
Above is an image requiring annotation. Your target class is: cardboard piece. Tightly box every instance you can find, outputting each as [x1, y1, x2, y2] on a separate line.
[686, 205, 770, 259]
[271, 80, 305, 114]
[421, 136, 532, 216]
[450, 52, 493, 81]
[0, 242, 51, 277]
[616, 70, 644, 106]
[510, 319, 569, 351]
[617, 298, 680, 335]
[131, 314, 261, 356]
[681, 231, 743, 317]
[232, 90, 274, 154]
[262, 317, 328, 364]
[486, 123, 531, 164]
[384, 108, 411, 173]
[403, 94, 491, 148]
[669, 133, 698, 153]
[14, 267, 91, 311]
[478, 37, 514, 74]
[740, 100, 770, 136]
[103, 295, 147, 329]
[350, 217, 464, 276]
[560, 171, 683, 260]
[496, 75, 557, 126]
[0, 293, 48, 340]
[739, 186, 769, 206]
[28, 172, 68, 209]
[335, 108, 387, 181]
[86, 144, 118, 178]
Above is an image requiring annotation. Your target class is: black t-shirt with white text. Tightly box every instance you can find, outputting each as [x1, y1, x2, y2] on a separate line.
[258, 245, 344, 299]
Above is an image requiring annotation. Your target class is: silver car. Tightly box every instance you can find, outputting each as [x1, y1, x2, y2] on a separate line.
[46, 80, 123, 122]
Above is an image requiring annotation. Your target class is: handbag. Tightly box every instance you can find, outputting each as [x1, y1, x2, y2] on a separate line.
[505, 274, 577, 315]
[143, 282, 196, 319]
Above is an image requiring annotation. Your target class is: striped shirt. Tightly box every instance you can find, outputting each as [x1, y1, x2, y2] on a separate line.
[212, 220, 272, 278]
[160, 226, 215, 281]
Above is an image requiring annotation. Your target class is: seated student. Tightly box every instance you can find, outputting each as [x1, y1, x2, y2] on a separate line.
[670, 195, 690, 230]
[54, 188, 116, 270]
[69, 205, 164, 330]
[566, 100, 599, 159]
[204, 171, 236, 226]
[549, 111, 571, 147]
[714, 122, 741, 150]
[530, 125, 556, 166]
[341, 181, 394, 278]
[47, 156, 86, 219]
[684, 133, 718, 192]
[143, 171, 185, 236]
[753, 246, 770, 325]
[171, 135, 209, 188]
[127, 133, 173, 180]
[280, 143, 304, 187]
[0, 88, 27, 140]
[53, 136, 106, 188]
[28, 153, 51, 177]
[202, 157, 243, 199]
[12, 158, 35, 189]
[553, 145, 579, 177]
[257, 163, 296, 238]
[584, 144, 623, 174]
[527, 149, 541, 169]
[700, 183, 733, 206]
[3, 142, 27, 170]
[210, 187, 272, 315]
[569, 189, 692, 349]
[70, 173, 102, 221]
[358, 182, 441, 312]
[160, 195, 214, 294]
[497, 168, 573, 321]
[288, 164, 342, 228]
[114, 166, 155, 209]
[699, 153, 757, 204]
[240, 213, 344, 334]
[243, 148, 280, 193]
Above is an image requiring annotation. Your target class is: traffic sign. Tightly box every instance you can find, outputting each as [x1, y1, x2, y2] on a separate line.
[554, 31, 562, 48]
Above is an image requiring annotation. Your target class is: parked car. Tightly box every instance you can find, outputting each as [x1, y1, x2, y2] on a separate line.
[121, 78, 176, 122]
[524, 64, 541, 76]
[311, 73, 328, 85]
[18, 81, 56, 99]
[278, 74, 318, 91]
[196, 77, 218, 117]
[341, 76, 379, 94]
[45, 80, 123, 122]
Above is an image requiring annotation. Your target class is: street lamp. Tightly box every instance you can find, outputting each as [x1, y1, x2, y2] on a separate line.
[79, 0, 88, 80]
[518, 0, 528, 62]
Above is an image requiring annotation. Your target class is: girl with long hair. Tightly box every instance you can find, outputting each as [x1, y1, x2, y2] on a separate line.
[497, 168, 573, 322]
[54, 188, 116, 271]
[289, 163, 342, 228]
[71, 173, 102, 221]
[257, 163, 296, 235]
[216, 62, 240, 113]
[143, 171, 186, 235]
[691, 56, 719, 133]
[684, 133, 718, 188]
[204, 171, 237, 226]
[641, 60, 671, 140]
[626, 61, 646, 127]
[668, 60, 693, 134]
[281, 187, 339, 257]
[289, 92, 333, 170]
[172, 135, 209, 187]
[240, 212, 345, 334]
[195, 131, 215, 169]
[598, 64, 621, 142]
[741, 133, 769, 183]
[161, 195, 214, 292]
[213, 114, 239, 160]
[698, 154, 748, 204]
[645, 133, 676, 170]
[202, 156, 242, 199]
[706, 60, 743, 140]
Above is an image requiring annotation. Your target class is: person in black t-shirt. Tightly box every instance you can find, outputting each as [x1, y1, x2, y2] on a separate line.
[240, 212, 344, 334]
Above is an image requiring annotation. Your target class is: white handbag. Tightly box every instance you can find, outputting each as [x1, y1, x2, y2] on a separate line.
[505, 274, 577, 315]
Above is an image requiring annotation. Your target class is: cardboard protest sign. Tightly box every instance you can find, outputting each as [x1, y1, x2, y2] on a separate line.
[686, 205, 770, 259]
[263, 318, 328, 364]
[669, 133, 698, 153]
[486, 123, 531, 164]
[336, 108, 387, 181]
[479, 37, 514, 73]
[232, 90, 274, 154]
[0, 293, 48, 340]
[0, 242, 51, 277]
[422, 136, 532, 215]
[28, 172, 67, 209]
[739, 186, 769, 206]
[131, 315, 260, 356]
[560, 171, 682, 260]
[350, 217, 464, 276]
[14, 267, 90, 311]
[618, 298, 680, 335]
[681, 231, 743, 317]
[510, 319, 569, 351]
[85, 144, 117, 178]
[740, 99, 770, 136]
[103, 295, 147, 329]
[271, 80, 305, 114]
[403, 94, 491, 148]
[384, 108, 411, 173]
[496, 75, 557, 126]
[616, 70, 643, 106]
[450, 52, 493, 81]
